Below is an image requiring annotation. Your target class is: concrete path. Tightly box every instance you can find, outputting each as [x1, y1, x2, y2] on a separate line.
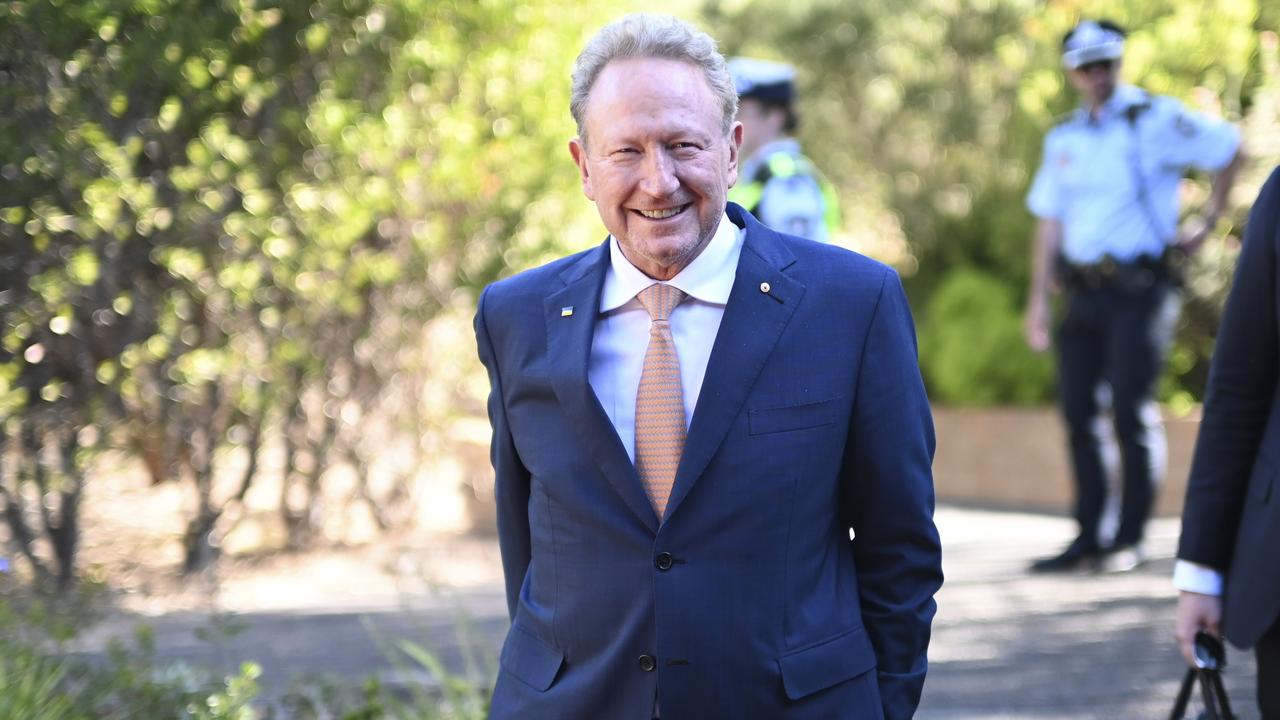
[76, 506, 1261, 718]
[922, 507, 1257, 719]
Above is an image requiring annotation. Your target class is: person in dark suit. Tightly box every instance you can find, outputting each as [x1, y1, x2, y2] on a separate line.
[1175, 166, 1280, 719]
[474, 13, 942, 720]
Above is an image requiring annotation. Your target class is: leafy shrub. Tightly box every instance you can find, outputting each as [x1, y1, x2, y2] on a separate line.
[917, 267, 1055, 405]
[0, 594, 261, 719]
[0, 591, 493, 719]
[0, 643, 84, 720]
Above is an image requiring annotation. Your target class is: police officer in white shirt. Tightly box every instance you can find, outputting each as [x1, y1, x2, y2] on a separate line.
[727, 57, 839, 243]
[1023, 18, 1243, 573]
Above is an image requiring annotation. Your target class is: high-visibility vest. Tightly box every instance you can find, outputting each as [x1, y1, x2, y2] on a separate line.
[728, 150, 841, 232]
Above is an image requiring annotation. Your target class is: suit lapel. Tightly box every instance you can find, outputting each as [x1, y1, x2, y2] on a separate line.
[665, 208, 805, 521]
[544, 240, 659, 533]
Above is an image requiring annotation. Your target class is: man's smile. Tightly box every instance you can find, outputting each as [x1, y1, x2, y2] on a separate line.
[633, 204, 691, 220]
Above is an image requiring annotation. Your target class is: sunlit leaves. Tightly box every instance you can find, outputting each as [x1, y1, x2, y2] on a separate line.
[65, 248, 99, 286]
[708, 0, 1268, 404]
[0, 0, 643, 569]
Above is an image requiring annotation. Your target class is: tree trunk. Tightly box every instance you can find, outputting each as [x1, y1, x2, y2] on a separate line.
[51, 429, 81, 593]
[0, 425, 51, 583]
[181, 503, 220, 574]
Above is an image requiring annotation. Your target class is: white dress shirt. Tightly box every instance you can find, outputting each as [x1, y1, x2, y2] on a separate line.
[588, 214, 744, 463]
[1173, 560, 1224, 596]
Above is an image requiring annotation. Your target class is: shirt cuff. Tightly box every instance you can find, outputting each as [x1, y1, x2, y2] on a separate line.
[1173, 560, 1224, 596]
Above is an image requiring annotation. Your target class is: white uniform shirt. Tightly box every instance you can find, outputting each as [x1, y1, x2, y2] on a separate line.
[588, 215, 744, 462]
[1027, 84, 1240, 263]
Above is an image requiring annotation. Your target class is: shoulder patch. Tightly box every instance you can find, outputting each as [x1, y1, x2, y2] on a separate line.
[1174, 113, 1198, 137]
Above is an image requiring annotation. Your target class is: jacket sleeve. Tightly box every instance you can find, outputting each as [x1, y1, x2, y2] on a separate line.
[840, 268, 943, 720]
[474, 285, 533, 620]
[1178, 167, 1280, 570]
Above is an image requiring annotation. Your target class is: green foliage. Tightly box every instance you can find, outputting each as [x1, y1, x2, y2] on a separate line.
[0, 589, 499, 718]
[268, 635, 493, 719]
[705, 0, 1277, 405]
[0, 645, 83, 720]
[1, 0, 624, 580]
[1, 0, 1276, 599]
[918, 267, 1055, 405]
[0, 595, 262, 719]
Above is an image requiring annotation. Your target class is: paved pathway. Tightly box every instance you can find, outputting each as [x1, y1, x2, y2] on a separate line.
[76, 506, 1260, 718]
[921, 508, 1256, 719]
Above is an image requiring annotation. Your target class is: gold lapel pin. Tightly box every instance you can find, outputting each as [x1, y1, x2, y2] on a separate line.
[561, 306, 574, 317]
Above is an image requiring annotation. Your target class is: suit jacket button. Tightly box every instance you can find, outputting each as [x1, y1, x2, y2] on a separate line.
[655, 552, 673, 571]
[638, 654, 656, 672]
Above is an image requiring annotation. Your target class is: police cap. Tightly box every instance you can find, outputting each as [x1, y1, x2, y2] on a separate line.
[728, 57, 795, 104]
[1061, 20, 1126, 70]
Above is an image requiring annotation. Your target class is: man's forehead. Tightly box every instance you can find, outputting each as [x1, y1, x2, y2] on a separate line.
[587, 58, 717, 114]
[596, 56, 706, 87]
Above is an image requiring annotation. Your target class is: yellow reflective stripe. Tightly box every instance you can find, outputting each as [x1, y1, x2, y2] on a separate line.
[793, 154, 842, 231]
[728, 181, 765, 212]
[735, 150, 842, 231]
[821, 180, 841, 231]
[766, 152, 798, 178]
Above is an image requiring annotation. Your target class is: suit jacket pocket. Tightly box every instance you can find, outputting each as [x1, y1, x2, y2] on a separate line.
[749, 396, 842, 436]
[777, 625, 878, 700]
[1249, 452, 1276, 504]
[500, 625, 564, 692]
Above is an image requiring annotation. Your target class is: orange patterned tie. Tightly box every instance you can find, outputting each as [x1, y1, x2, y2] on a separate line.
[634, 283, 688, 520]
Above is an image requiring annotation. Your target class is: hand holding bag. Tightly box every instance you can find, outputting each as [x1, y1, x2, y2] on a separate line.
[1169, 631, 1237, 720]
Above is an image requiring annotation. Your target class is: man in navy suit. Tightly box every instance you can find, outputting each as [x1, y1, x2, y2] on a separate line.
[1175, 166, 1280, 719]
[475, 14, 942, 719]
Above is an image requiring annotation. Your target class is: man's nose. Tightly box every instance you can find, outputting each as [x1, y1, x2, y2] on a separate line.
[639, 150, 680, 197]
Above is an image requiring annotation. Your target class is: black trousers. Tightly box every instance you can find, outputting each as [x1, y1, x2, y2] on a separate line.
[1055, 279, 1180, 549]
[1260, 618, 1280, 719]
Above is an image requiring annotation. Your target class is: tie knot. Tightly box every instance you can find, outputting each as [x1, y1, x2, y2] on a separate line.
[636, 284, 686, 322]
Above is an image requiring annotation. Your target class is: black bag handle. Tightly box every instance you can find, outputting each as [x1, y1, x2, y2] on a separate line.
[1169, 632, 1237, 720]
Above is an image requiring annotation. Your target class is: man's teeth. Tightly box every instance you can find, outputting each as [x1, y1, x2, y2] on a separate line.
[638, 206, 683, 219]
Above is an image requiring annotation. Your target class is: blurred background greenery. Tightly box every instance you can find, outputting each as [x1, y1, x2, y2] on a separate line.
[1, 0, 1278, 630]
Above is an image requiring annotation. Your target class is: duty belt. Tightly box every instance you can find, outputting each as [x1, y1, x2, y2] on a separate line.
[1057, 247, 1185, 292]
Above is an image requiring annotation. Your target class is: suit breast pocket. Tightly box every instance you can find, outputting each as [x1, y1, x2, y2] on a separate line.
[749, 396, 843, 436]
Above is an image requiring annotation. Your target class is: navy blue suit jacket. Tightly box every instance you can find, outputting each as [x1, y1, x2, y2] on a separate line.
[475, 204, 943, 719]
[1179, 166, 1280, 647]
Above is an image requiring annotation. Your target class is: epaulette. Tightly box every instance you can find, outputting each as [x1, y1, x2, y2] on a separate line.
[1122, 88, 1152, 126]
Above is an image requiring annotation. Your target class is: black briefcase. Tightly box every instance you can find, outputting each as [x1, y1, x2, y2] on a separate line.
[1169, 631, 1237, 720]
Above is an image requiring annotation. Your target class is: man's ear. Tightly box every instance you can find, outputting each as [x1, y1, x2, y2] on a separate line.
[726, 121, 744, 188]
[568, 137, 595, 200]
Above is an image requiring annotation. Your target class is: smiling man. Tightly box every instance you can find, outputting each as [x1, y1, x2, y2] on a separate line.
[475, 14, 942, 719]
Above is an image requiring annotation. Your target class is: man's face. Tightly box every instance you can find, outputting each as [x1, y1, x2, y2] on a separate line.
[569, 57, 742, 281]
[736, 97, 786, 160]
[1068, 58, 1120, 108]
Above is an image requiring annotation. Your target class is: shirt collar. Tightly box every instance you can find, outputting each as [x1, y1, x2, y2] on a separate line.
[1086, 84, 1145, 123]
[599, 213, 744, 313]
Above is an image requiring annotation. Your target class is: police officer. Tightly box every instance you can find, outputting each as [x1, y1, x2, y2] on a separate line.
[1023, 19, 1243, 573]
[727, 57, 839, 242]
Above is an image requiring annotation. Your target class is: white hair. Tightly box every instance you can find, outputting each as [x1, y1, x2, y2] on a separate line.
[570, 14, 738, 145]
